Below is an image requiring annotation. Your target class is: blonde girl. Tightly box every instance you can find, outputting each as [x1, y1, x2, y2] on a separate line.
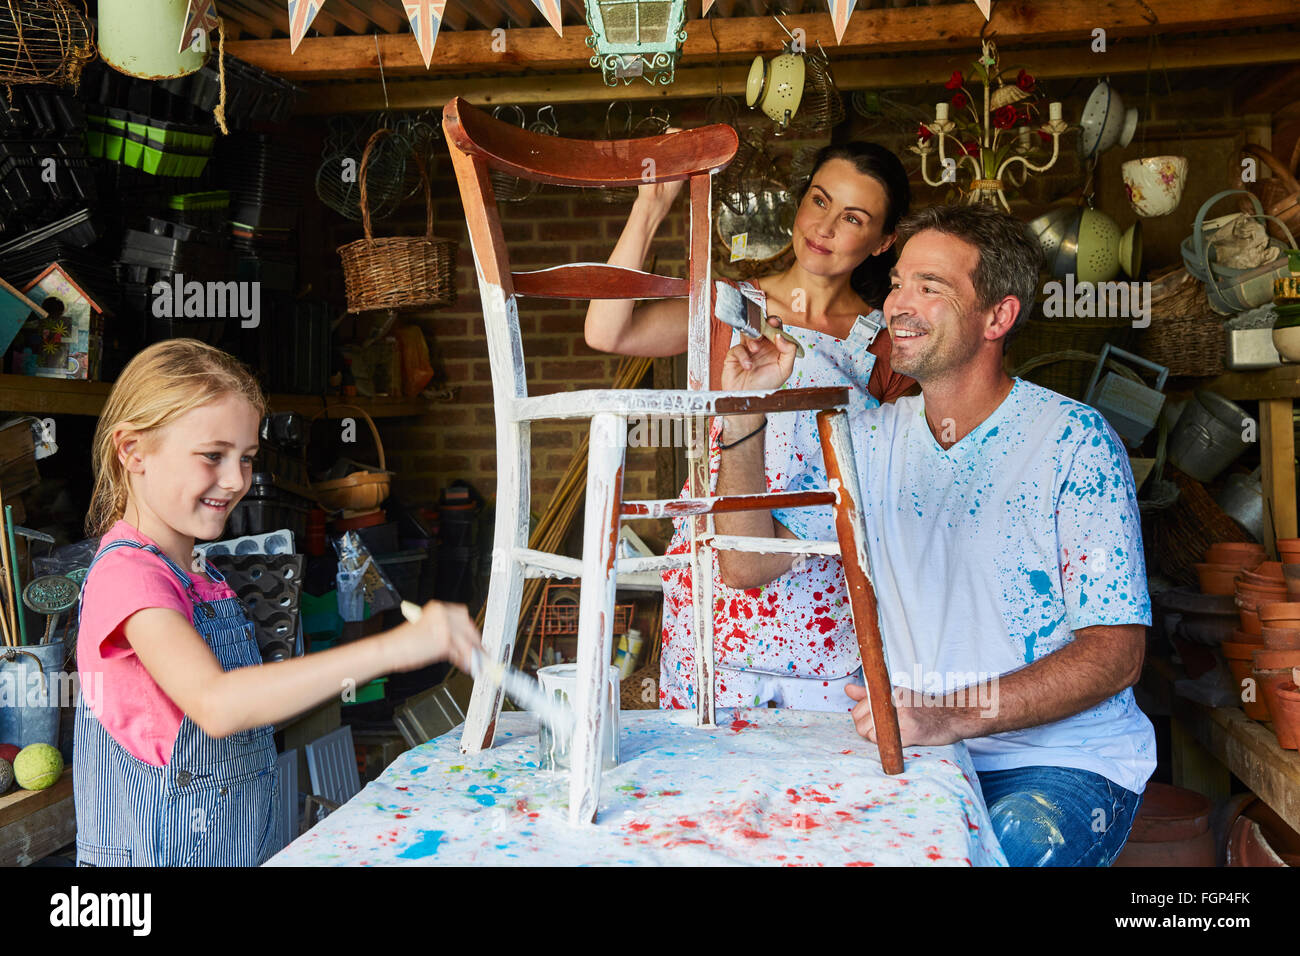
[74, 339, 480, 867]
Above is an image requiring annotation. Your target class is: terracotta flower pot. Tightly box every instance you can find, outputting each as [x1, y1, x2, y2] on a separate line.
[1238, 571, 1279, 590]
[1261, 626, 1300, 650]
[1255, 561, 1285, 581]
[1258, 602, 1300, 625]
[1232, 629, 1265, 645]
[1195, 563, 1240, 595]
[1206, 542, 1267, 563]
[1253, 648, 1300, 748]
[1223, 641, 1272, 719]
[1114, 783, 1214, 867]
[1273, 682, 1300, 753]
[1239, 606, 1263, 635]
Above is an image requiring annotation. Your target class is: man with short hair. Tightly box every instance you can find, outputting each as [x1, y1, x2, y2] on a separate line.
[714, 203, 1153, 866]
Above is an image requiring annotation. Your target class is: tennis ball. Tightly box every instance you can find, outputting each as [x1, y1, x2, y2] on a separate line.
[0, 744, 18, 764]
[13, 744, 63, 791]
[0, 758, 12, 794]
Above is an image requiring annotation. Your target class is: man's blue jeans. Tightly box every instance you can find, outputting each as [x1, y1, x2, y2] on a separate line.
[975, 766, 1144, 867]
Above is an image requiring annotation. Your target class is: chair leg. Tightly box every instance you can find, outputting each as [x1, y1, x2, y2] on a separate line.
[816, 409, 905, 775]
[688, 414, 716, 728]
[461, 419, 531, 755]
[568, 412, 627, 825]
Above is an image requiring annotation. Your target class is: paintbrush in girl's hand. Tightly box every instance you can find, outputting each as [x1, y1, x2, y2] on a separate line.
[400, 601, 575, 739]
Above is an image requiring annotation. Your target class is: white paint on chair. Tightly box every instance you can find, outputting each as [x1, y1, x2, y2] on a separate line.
[569, 412, 628, 825]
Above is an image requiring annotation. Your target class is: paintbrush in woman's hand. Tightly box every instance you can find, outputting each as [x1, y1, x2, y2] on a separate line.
[400, 601, 575, 739]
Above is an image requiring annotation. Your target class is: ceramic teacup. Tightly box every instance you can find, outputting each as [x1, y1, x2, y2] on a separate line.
[1122, 155, 1189, 218]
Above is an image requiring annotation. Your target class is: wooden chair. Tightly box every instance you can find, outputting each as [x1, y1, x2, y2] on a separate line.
[442, 97, 903, 826]
[274, 748, 299, 848]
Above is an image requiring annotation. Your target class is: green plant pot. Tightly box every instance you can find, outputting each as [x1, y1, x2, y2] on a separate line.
[122, 137, 144, 169]
[141, 145, 166, 175]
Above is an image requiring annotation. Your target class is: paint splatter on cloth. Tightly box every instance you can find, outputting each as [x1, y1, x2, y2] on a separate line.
[778, 378, 1156, 794]
[265, 710, 1007, 867]
[659, 299, 888, 711]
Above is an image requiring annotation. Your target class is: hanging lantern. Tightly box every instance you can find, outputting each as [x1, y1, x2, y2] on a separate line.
[584, 0, 687, 86]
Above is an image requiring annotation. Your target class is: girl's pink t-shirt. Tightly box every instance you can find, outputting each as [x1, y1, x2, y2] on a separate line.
[77, 521, 237, 767]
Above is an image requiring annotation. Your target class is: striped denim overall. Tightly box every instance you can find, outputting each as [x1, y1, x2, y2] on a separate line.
[74, 540, 279, 867]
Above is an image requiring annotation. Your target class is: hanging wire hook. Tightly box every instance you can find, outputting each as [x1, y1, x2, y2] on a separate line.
[374, 34, 390, 113]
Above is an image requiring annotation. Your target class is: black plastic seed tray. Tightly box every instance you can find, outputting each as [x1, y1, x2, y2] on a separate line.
[0, 209, 100, 256]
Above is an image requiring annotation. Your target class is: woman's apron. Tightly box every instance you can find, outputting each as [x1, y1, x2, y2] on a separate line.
[74, 540, 279, 867]
[659, 279, 884, 711]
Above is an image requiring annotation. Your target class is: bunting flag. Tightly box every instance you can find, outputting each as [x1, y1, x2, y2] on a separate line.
[288, 0, 327, 53]
[703, 0, 715, 12]
[975, 0, 992, 18]
[403, 1, 447, 67]
[178, 0, 221, 54]
[828, 0, 857, 45]
[530, 0, 563, 36]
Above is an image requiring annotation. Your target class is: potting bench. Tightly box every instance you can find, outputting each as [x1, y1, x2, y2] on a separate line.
[1207, 365, 1300, 549]
[0, 768, 74, 866]
[1142, 654, 1300, 836]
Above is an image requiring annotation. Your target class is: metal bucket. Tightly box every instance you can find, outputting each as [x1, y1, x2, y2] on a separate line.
[1167, 390, 1251, 482]
[0, 642, 68, 749]
[99, 0, 206, 80]
[1217, 470, 1266, 541]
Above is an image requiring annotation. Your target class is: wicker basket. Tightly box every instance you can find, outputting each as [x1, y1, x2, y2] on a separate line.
[1135, 267, 1225, 378]
[1006, 316, 1135, 400]
[1148, 468, 1254, 587]
[621, 662, 660, 710]
[305, 404, 392, 513]
[337, 128, 457, 313]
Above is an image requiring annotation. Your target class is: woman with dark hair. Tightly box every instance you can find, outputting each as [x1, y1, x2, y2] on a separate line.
[584, 141, 914, 714]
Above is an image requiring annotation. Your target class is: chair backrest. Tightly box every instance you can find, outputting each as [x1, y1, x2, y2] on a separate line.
[441, 96, 739, 403]
[305, 725, 361, 807]
[274, 748, 299, 851]
[394, 683, 466, 749]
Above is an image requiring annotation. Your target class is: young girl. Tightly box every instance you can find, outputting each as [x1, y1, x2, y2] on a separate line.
[584, 142, 913, 714]
[74, 339, 480, 867]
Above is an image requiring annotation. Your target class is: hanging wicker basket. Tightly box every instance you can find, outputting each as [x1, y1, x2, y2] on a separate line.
[305, 404, 392, 514]
[337, 128, 457, 313]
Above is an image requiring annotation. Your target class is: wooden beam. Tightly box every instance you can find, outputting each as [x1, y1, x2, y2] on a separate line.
[228, 0, 1300, 80]
[331, 0, 387, 34]
[1238, 63, 1300, 115]
[295, 30, 1300, 112]
[220, 12, 266, 40]
[491, 0, 546, 29]
[344, 0, 406, 33]
[220, 0, 275, 37]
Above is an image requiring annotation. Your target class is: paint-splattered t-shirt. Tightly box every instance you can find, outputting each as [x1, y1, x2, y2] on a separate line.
[659, 287, 910, 711]
[779, 378, 1156, 793]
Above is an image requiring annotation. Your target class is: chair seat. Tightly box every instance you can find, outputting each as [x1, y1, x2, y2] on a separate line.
[513, 386, 850, 422]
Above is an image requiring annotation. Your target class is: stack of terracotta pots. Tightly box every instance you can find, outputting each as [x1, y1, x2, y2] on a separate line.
[1196, 542, 1268, 596]
[1254, 538, 1300, 750]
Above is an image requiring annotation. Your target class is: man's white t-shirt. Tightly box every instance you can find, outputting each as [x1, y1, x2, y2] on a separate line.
[773, 378, 1156, 793]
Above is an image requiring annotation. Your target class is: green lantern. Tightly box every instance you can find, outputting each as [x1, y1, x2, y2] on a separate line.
[585, 0, 688, 86]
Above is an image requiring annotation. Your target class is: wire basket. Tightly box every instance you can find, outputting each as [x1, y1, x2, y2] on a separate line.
[715, 130, 768, 216]
[337, 128, 457, 313]
[0, 0, 93, 88]
[316, 114, 411, 222]
[586, 104, 671, 205]
[542, 593, 632, 635]
[488, 106, 537, 204]
[785, 47, 844, 136]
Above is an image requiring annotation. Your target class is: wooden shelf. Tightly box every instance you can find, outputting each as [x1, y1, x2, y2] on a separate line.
[0, 374, 431, 419]
[1145, 655, 1300, 836]
[1207, 366, 1300, 402]
[0, 767, 74, 867]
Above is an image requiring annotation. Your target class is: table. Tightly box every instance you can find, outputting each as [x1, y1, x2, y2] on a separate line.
[267, 709, 1007, 866]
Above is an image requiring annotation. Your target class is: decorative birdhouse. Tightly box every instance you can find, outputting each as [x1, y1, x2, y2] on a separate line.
[15, 264, 107, 381]
[584, 0, 687, 86]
